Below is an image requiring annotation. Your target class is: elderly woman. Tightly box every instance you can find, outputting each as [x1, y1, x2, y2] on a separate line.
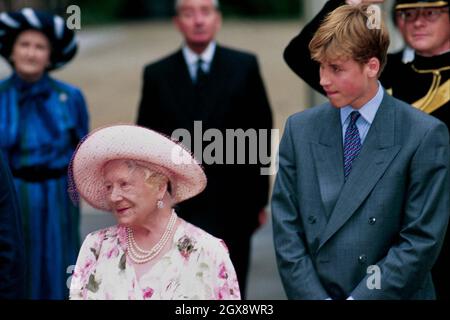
[0, 8, 89, 299]
[69, 125, 240, 300]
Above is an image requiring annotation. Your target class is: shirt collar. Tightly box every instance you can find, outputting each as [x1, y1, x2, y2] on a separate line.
[182, 41, 216, 67]
[402, 46, 415, 64]
[340, 82, 384, 126]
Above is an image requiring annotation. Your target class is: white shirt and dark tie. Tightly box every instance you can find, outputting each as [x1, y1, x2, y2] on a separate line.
[340, 82, 384, 180]
[182, 41, 216, 83]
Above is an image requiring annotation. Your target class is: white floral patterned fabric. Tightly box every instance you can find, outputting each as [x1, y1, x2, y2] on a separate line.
[69, 218, 241, 300]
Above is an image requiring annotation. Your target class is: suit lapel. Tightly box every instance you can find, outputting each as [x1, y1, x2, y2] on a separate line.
[197, 45, 226, 121]
[170, 50, 198, 119]
[311, 106, 345, 219]
[318, 93, 402, 250]
[171, 46, 226, 123]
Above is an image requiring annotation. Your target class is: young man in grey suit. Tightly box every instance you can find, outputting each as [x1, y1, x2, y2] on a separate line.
[272, 4, 450, 300]
[137, 0, 273, 297]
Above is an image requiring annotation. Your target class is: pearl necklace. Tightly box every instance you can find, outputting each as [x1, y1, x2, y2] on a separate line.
[126, 210, 177, 264]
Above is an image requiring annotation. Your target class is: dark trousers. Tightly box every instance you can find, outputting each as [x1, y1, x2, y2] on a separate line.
[224, 235, 251, 300]
[432, 225, 450, 300]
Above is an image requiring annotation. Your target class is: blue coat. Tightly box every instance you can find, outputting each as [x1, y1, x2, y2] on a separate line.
[0, 150, 25, 299]
[0, 73, 89, 299]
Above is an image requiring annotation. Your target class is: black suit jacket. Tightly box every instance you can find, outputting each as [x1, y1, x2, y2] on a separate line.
[137, 45, 273, 240]
[0, 151, 25, 299]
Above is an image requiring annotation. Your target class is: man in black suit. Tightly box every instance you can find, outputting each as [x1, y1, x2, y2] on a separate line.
[137, 0, 273, 297]
[0, 151, 25, 299]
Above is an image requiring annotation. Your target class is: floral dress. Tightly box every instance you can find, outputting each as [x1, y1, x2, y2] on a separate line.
[69, 218, 241, 300]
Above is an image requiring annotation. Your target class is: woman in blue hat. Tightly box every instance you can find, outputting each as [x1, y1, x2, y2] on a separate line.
[0, 8, 89, 299]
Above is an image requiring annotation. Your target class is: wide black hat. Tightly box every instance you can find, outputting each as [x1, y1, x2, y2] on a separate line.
[0, 8, 77, 71]
[394, 0, 449, 10]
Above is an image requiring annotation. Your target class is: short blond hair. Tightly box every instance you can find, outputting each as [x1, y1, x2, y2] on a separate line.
[309, 4, 390, 75]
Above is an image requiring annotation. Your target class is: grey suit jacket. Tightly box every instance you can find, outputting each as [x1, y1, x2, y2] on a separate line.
[272, 93, 450, 300]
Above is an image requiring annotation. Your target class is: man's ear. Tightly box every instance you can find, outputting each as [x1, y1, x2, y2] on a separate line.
[366, 57, 380, 78]
[173, 16, 181, 33]
[214, 10, 223, 34]
[217, 11, 223, 26]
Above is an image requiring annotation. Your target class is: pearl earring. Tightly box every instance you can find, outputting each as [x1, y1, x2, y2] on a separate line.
[157, 200, 164, 209]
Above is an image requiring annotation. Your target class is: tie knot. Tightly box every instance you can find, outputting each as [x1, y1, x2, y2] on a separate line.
[197, 58, 204, 68]
[195, 58, 207, 85]
[349, 111, 361, 125]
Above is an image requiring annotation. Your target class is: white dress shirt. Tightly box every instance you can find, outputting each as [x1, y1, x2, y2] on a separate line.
[182, 41, 216, 82]
[340, 82, 385, 146]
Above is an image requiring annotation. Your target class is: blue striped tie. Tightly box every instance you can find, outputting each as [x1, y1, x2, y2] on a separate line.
[344, 111, 362, 180]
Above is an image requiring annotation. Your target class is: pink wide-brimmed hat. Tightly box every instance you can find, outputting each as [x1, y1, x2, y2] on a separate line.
[69, 124, 207, 211]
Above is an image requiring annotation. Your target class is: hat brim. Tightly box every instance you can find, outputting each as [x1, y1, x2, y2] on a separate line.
[71, 125, 207, 211]
[395, 1, 449, 10]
